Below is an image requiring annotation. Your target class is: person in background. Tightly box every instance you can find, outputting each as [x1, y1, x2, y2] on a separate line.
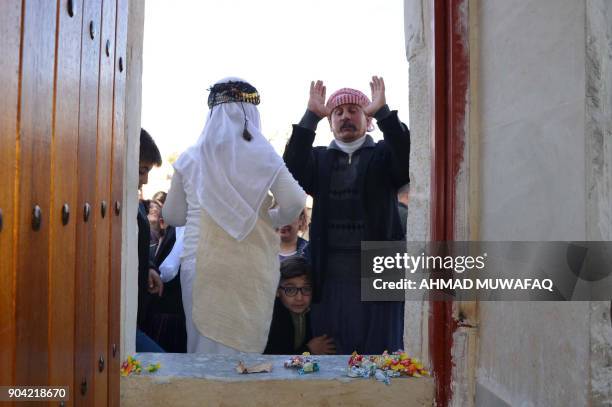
[143, 191, 187, 353]
[152, 190, 167, 204]
[147, 199, 163, 255]
[136, 128, 165, 352]
[148, 191, 168, 251]
[278, 208, 310, 261]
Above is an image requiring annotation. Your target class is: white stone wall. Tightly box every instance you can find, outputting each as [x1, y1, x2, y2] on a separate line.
[404, 0, 432, 364]
[475, 0, 611, 406]
[404, 0, 612, 404]
[121, 0, 146, 358]
[586, 0, 612, 404]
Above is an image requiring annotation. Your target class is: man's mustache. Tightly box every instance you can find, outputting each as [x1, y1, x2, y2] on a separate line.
[340, 122, 357, 130]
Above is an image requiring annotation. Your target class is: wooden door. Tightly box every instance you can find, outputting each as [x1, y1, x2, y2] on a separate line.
[108, 0, 129, 405]
[0, 1, 128, 405]
[0, 0, 21, 395]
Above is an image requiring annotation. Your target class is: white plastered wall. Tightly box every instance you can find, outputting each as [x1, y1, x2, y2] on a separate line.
[121, 0, 146, 358]
[405, 0, 612, 405]
[585, 0, 612, 404]
[474, 0, 612, 406]
[403, 0, 432, 366]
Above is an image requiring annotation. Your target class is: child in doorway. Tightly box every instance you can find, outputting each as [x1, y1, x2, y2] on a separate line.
[278, 208, 310, 261]
[264, 256, 336, 355]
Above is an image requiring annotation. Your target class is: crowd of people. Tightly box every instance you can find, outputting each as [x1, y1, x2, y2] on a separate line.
[135, 76, 410, 355]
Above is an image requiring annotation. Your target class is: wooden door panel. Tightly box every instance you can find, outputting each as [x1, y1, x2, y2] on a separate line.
[93, 0, 117, 405]
[0, 0, 22, 391]
[49, 1, 85, 402]
[108, 0, 128, 404]
[74, 0, 102, 404]
[15, 0, 57, 388]
[0, 0, 127, 403]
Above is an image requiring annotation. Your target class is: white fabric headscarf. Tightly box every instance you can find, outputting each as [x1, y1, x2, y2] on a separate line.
[191, 77, 284, 241]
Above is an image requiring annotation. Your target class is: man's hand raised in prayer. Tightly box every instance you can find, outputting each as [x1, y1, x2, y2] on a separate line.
[362, 76, 386, 117]
[307, 80, 331, 119]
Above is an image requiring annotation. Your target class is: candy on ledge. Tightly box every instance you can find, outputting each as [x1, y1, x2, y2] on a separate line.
[120, 356, 161, 376]
[346, 350, 429, 383]
[284, 352, 320, 374]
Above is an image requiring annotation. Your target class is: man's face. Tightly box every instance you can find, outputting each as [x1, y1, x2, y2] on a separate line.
[277, 275, 312, 314]
[138, 161, 154, 189]
[329, 103, 370, 143]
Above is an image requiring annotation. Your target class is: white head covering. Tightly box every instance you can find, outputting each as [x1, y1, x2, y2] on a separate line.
[184, 77, 284, 241]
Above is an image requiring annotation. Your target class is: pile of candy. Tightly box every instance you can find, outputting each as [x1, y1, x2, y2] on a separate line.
[120, 356, 161, 376]
[347, 351, 428, 384]
[283, 352, 319, 375]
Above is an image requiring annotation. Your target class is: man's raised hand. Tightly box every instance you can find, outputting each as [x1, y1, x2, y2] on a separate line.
[362, 76, 386, 117]
[307, 80, 331, 118]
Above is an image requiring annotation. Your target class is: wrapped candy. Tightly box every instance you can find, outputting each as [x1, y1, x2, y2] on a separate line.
[120, 356, 162, 376]
[374, 369, 391, 385]
[283, 352, 319, 374]
[347, 365, 371, 378]
[346, 350, 429, 383]
[120, 356, 142, 376]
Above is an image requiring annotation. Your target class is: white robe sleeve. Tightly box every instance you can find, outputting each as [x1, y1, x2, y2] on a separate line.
[163, 171, 188, 227]
[159, 227, 185, 283]
[268, 165, 306, 228]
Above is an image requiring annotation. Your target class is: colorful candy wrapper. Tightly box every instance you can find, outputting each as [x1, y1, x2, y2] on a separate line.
[347, 350, 429, 383]
[120, 356, 162, 376]
[375, 369, 391, 385]
[120, 356, 142, 376]
[284, 353, 319, 374]
[347, 366, 370, 378]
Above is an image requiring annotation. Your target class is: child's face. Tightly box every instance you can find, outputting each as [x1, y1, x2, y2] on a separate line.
[277, 275, 312, 314]
[277, 218, 300, 242]
[277, 211, 306, 243]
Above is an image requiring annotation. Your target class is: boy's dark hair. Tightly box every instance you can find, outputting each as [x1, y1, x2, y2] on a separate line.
[280, 256, 311, 282]
[140, 128, 162, 166]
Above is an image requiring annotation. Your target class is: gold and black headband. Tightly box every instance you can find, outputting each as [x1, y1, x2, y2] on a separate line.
[207, 81, 260, 108]
[207, 81, 260, 141]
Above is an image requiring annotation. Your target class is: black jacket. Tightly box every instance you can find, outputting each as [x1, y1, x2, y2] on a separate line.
[283, 111, 410, 302]
[137, 201, 158, 328]
[148, 226, 184, 316]
[264, 299, 313, 355]
[145, 225, 187, 353]
[152, 226, 176, 267]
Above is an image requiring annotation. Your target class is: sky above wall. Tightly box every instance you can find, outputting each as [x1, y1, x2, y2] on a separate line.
[140, 0, 409, 196]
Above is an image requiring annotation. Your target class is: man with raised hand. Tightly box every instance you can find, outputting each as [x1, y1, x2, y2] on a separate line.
[283, 76, 410, 354]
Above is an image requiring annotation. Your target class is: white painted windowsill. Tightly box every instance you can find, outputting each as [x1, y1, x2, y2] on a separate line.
[120, 353, 434, 406]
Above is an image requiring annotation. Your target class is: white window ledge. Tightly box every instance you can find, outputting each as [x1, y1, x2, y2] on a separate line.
[121, 353, 434, 406]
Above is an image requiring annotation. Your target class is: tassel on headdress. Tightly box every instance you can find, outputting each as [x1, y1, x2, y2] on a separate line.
[240, 102, 252, 141]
